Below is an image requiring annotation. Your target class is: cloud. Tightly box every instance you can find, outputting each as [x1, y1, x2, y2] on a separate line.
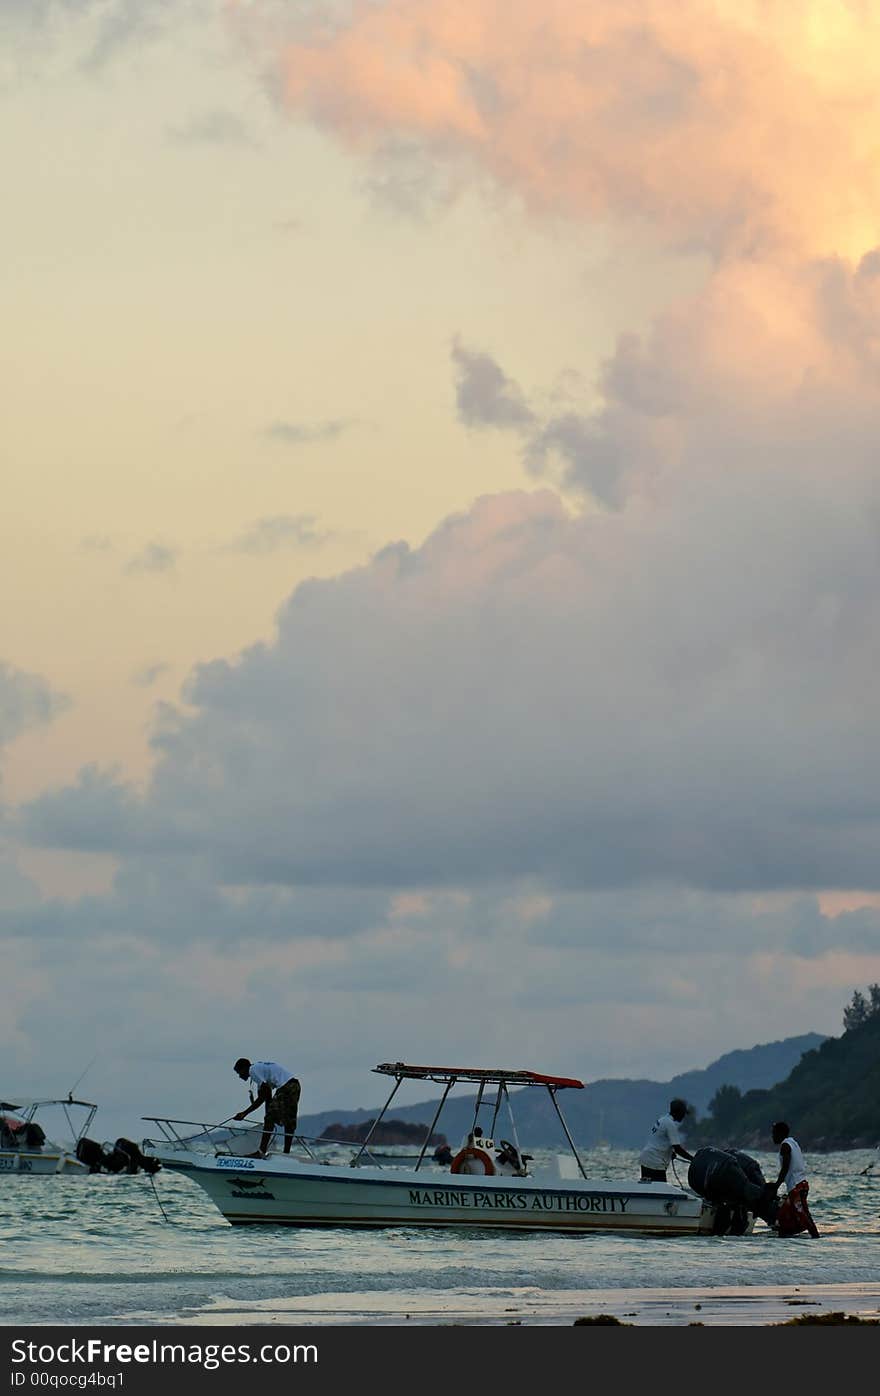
[452, 339, 535, 431]
[0, 855, 871, 1124]
[80, 0, 171, 72]
[226, 514, 329, 555]
[0, 846, 390, 946]
[257, 0, 880, 522]
[19, 764, 147, 854]
[2, 0, 177, 73]
[166, 108, 259, 148]
[448, 237, 880, 507]
[124, 542, 178, 576]
[450, 340, 623, 506]
[359, 137, 465, 218]
[0, 662, 70, 748]
[11, 0, 880, 954]
[19, 458, 880, 897]
[132, 663, 171, 688]
[267, 0, 880, 263]
[265, 418, 354, 445]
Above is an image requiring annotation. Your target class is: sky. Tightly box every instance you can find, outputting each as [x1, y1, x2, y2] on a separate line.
[3, 0, 880, 1138]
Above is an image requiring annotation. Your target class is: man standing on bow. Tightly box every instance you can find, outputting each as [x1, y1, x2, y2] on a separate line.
[232, 1058, 301, 1158]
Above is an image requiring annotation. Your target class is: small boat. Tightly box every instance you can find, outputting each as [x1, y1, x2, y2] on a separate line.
[144, 1062, 754, 1235]
[0, 1096, 98, 1176]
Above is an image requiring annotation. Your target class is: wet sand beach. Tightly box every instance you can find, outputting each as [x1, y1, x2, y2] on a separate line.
[182, 1280, 880, 1326]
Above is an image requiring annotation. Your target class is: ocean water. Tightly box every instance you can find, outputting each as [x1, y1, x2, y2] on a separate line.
[2, 1149, 878, 1325]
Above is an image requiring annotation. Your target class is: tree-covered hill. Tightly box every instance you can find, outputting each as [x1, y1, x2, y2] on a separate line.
[696, 986, 880, 1149]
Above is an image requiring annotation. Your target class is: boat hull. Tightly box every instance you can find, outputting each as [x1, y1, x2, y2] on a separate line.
[0, 1149, 88, 1176]
[159, 1152, 721, 1235]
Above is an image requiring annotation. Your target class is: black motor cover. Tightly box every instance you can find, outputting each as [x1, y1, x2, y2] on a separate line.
[726, 1149, 767, 1192]
[114, 1137, 162, 1174]
[75, 1137, 107, 1173]
[100, 1145, 132, 1173]
[688, 1147, 777, 1226]
[75, 1136, 162, 1175]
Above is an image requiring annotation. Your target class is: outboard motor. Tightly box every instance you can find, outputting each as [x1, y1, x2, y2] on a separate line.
[727, 1149, 768, 1193]
[688, 1147, 778, 1234]
[75, 1137, 108, 1173]
[113, 1138, 162, 1175]
[76, 1137, 162, 1174]
[99, 1143, 133, 1173]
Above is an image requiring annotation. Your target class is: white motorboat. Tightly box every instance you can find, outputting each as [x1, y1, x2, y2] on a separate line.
[144, 1062, 753, 1235]
[0, 1096, 98, 1176]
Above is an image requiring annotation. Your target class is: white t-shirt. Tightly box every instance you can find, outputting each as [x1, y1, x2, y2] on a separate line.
[639, 1113, 683, 1171]
[248, 1061, 292, 1091]
[779, 1136, 807, 1190]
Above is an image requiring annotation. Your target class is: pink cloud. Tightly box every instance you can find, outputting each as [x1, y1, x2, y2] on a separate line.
[235, 1, 880, 517]
[269, 0, 880, 260]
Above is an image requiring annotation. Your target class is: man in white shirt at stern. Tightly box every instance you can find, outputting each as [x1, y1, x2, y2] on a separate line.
[639, 1098, 694, 1182]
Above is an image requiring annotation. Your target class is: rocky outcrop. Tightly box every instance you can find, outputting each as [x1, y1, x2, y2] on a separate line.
[318, 1118, 446, 1146]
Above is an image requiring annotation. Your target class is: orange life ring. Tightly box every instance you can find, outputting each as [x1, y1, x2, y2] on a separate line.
[450, 1146, 496, 1176]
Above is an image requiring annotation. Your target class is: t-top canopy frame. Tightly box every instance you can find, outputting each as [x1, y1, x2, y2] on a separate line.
[1, 1097, 98, 1147]
[373, 1062, 585, 1089]
[359, 1062, 587, 1179]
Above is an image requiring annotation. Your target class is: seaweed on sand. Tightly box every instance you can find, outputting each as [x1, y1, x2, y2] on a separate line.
[573, 1315, 632, 1326]
[776, 1311, 879, 1325]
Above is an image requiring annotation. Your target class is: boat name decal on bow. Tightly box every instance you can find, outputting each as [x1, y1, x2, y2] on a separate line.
[408, 1188, 629, 1213]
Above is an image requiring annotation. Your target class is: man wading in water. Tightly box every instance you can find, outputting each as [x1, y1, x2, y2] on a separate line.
[771, 1121, 820, 1238]
[233, 1058, 301, 1158]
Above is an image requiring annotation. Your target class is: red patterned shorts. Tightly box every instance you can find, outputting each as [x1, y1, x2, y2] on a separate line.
[777, 1180, 818, 1237]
